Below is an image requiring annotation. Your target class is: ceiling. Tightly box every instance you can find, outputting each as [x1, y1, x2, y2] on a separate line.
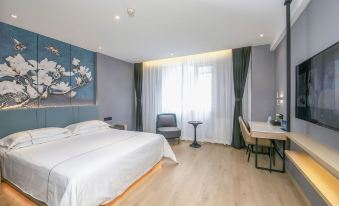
[0, 0, 309, 63]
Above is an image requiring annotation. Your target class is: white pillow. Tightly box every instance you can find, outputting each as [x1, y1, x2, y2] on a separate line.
[0, 131, 32, 149]
[66, 120, 110, 134]
[28, 127, 70, 139]
[10, 141, 33, 150]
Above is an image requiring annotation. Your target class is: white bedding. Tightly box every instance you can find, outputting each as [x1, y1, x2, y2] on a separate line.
[0, 128, 177, 206]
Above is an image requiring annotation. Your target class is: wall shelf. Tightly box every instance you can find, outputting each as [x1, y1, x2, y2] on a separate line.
[287, 132, 339, 179]
[285, 151, 339, 206]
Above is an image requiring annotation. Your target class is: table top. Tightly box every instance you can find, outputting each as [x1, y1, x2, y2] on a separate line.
[188, 121, 203, 125]
[248, 121, 287, 141]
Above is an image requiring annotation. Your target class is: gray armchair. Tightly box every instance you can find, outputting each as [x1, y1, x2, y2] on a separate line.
[156, 113, 181, 144]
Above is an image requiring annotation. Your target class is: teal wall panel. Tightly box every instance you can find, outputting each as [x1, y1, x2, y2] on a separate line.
[72, 106, 79, 123]
[36, 109, 46, 128]
[45, 107, 74, 127]
[0, 106, 99, 138]
[0, 109, 38, 138]
[79, 105, 99, 122]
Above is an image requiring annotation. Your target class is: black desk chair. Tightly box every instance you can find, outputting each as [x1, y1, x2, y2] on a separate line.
[156, 113, 181, 144]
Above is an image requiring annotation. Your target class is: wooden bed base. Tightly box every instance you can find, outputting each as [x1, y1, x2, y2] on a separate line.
[104, 162, 162, 205]
[1, 162, 162, 206]
[2, 179, 46, 206]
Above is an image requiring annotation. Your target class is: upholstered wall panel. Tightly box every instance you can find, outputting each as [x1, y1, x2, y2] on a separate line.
[0, 109, 38, 137]
[0, 106, 99, 138]
[78, 106, 99, 122]
[73, 106, 80, 123]
[36, 109, 46, 128]
[45, 107, 74, 127]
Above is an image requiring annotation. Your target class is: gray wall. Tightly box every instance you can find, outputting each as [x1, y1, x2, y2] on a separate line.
[274, 39, 287, 116]
[251, 45, 276, 121]
[96, 53, 135, 130]
[274, 0, 339, 205]
[96, 45, 277, 130]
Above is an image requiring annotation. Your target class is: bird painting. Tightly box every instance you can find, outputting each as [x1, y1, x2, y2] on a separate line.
[11, 37, 26, 51]
[45, 46, 60, 56]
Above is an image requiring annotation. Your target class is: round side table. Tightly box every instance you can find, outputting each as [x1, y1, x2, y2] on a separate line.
[188, 121, 203, 148]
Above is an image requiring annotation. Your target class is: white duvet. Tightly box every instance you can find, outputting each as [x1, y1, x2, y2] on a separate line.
[0, 128, 177, 206]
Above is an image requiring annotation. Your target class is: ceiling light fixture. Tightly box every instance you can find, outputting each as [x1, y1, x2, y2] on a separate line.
[98, 46, 102, 50]
[10, 14, 18, 19]
[115, 15, 120, 20]
[170, 53, 174, 56]
[127, 8, 135, 17]
[259, 34, 264, 37]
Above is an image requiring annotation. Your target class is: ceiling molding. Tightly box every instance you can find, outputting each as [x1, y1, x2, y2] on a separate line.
[270, 0, 311, 51]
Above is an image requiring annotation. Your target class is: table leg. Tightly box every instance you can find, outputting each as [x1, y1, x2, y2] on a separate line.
[282, 140, 286, 172]
[269, 140, 272, 172]
[255, 139, 285, 173]
[255, 138, 258, 168]
[190, 125, 201, 148]
[194, 125, 197, 143]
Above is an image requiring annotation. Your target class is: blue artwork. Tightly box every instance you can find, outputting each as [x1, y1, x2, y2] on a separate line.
[0, 22, 96, 109]
[38, 35, 71, 107]
[71, 45, 96, 105]
[0, 22, 38, 108]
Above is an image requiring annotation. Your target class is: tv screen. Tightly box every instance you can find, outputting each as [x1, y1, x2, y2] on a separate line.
[296, 41, 339, 131]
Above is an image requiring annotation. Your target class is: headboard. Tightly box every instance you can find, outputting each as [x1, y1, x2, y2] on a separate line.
[0, 106, 99, 139]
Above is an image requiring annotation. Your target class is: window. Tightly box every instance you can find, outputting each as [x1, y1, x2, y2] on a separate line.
[142, 49, 250, 145]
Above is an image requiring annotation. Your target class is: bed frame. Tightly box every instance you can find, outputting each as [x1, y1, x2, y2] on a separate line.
[2, 162, 163, 206]
[0, 105, 99, 205]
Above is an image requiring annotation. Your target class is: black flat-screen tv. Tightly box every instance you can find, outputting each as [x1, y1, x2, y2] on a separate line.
[296, 41, 339, 131]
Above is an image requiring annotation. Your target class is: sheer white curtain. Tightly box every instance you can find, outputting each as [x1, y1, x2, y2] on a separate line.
[142, 50, 251, 145]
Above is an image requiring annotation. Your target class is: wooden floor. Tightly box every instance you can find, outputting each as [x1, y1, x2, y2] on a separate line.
[0, 141, 307, 206]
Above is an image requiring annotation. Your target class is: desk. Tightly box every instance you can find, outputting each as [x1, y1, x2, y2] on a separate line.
[249, 121, 287, 173]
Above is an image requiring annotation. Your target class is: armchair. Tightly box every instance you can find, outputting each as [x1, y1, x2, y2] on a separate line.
[156, 113, 181, 144]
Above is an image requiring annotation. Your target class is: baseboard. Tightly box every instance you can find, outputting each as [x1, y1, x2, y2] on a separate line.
[286, 169, 312, 206]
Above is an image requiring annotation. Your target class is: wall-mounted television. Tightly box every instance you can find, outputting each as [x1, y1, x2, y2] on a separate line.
[296, 41, 339, 131]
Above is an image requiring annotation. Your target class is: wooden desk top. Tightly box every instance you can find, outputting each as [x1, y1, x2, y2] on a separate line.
[249, 121, 287, 141]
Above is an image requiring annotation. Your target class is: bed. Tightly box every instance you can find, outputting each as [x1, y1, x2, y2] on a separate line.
[0, 108, 177, 206]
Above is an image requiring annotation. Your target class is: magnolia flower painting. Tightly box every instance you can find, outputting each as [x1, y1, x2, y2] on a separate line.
[0, 53, 93, 109]
[0, 22, 96, 109]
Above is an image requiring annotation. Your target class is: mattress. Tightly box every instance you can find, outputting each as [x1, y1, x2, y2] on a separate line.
[0, 128, 177, 206]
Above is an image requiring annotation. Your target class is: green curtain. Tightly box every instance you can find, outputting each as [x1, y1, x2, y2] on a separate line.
[231, 46, 251, 149]
[134, 63, 143, 131]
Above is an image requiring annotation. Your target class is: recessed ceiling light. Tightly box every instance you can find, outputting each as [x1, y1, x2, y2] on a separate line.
[127, 8, 135, 17]
[98, 46, 102, 50]
[259, 34, 264, 37]
[170, 53, 174, 56]
[10, 14, 18, 19]
[115, 15, 120, 20]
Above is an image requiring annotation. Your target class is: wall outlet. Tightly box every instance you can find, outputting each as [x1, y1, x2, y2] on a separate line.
[104, 117, 112, 121]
